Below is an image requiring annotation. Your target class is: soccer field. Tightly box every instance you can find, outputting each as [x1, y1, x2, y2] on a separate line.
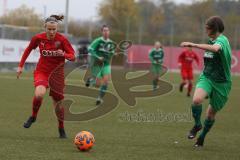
[0, 71, 239, 160]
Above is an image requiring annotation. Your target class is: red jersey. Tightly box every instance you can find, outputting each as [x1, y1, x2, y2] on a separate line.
[178, 49, 199, 70]
[19, 32, 75, 73]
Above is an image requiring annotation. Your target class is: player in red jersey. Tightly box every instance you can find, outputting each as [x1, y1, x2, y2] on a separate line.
[178, 47, 199, 97]
[17, 15, 75, 138]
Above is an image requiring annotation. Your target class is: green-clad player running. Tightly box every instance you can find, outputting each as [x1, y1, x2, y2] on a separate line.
[181, 16, 232, 147]
[149, 41, 164, 90]
[86, 25, 115, 105]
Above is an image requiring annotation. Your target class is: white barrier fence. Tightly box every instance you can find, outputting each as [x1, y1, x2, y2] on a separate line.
[0, 39, 78, 63]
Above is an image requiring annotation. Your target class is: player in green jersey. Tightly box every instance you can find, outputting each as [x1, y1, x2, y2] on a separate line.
[149, 41, 164, 90]
[180, 16, 232, 147]
[86, 25, 116, 105]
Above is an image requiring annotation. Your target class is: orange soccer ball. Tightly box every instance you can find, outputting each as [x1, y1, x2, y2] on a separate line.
[74, 131, 95, 151]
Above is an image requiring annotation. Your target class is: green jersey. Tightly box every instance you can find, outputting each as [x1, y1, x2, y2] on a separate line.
[88, 37, 115, 65]
[203, 34, 232, 83]
[149, 48, 164, 64]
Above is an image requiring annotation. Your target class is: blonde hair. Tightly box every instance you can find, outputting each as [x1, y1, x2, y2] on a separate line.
[155, 41, 162, 48]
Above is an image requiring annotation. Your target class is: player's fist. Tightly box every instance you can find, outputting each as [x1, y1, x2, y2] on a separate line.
[180, 42, 196, 47]
[17, 67, 23, 79]
[98, 57, 104, 61]
[56, 49, 64, 56]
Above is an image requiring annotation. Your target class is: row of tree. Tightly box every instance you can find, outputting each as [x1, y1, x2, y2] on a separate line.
[0, 0, 239, 49]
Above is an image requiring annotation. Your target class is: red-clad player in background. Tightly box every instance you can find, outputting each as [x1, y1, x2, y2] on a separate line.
[17, 15, 75, 138]
[178, 47, 199, 97]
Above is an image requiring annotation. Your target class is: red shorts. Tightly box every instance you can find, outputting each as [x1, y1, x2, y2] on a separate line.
[181, 69, 193, 80]
[34, 70, 64, 101]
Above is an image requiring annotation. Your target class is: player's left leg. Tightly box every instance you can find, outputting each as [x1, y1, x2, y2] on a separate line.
[194, 88, 229, 147]
[95, 65, 111, 105]
[96, 74, 110, 105]
[52, 96, 67, 138]
[49, 72, 67, 138]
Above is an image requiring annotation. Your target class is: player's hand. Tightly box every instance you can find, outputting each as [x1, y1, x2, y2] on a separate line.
[17, 67, 23, 79]
[180, 42, 196, 47]
[178, 63, 182, 68]
[56, 49, 65, 56]
[98, 57, 104, 61]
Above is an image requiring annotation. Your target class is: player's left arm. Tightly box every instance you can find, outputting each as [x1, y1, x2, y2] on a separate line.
[62, 39, 76, 61]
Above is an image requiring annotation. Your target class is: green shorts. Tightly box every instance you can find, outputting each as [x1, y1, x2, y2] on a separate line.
[196, 74, 231, 112]
[91, 64, 111, 78]
[151, 64, 162, 75]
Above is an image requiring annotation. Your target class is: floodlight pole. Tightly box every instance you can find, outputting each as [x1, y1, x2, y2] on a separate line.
[64, 0, 69, 35]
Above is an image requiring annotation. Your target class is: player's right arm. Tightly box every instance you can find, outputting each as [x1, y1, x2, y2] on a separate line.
[148, 49, 155, 64]
[17, 36, 39, 78]
[178, 52, 184, 67]
[88, 38, 103, 60]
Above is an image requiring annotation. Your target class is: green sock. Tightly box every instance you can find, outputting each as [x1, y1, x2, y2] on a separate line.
[99, 85, 108, 98]
[199, 118, 215, 139]
[153, 79, 158, 88]
[89, 78, 96, 87]
[191, 104, 202, 127]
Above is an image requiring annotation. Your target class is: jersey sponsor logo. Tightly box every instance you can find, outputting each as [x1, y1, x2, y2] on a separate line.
[204, 51, 214, 58]
[42, 50, 63, 57]
[185, 57, 194, 61]
[40, 41, 45, 48]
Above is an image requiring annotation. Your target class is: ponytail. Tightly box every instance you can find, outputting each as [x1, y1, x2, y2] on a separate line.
[45, 14, 64, 23]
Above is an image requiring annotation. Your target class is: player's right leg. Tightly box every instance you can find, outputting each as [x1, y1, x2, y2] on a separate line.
[23, 85, 47, 128]
[23, 71, 48, 128]
[179, 70, 187, 92]
[188, 88, 208, 139]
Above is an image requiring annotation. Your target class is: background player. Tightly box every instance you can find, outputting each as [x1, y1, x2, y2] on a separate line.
[178, 47, 199, 97]
[86, 25, 115, 105]
[149, 41, 164, 90]
[180, 16, 232, 147]
[17, 15, 75, 138]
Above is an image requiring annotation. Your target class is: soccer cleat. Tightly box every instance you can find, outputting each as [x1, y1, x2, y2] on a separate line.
[96, 97, 103, 106]
[59, 128, 67, 138]
[194, 137, 204, 147]
[23, 116, 36, 128]
[153, 85, 157, 91]
[85, 77, 91, 87]
[188, 125, 202, 139]
[187, 93, 191, 97]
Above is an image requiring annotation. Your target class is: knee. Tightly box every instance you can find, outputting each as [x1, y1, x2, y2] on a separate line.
[35, 90, 45, 99]
[192, 97, 204, 105]
[103, 81, 108, 86]
[95, 84, 100, 88]
[206, 108, 216, 120]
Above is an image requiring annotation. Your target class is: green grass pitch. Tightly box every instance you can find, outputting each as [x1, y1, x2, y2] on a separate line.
[0, 70, 239, 160]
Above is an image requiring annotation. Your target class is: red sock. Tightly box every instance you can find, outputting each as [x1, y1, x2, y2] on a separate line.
[188, 82, 193, 94]
[32, 96, 43, 118]
[56, 107, 64, 129]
